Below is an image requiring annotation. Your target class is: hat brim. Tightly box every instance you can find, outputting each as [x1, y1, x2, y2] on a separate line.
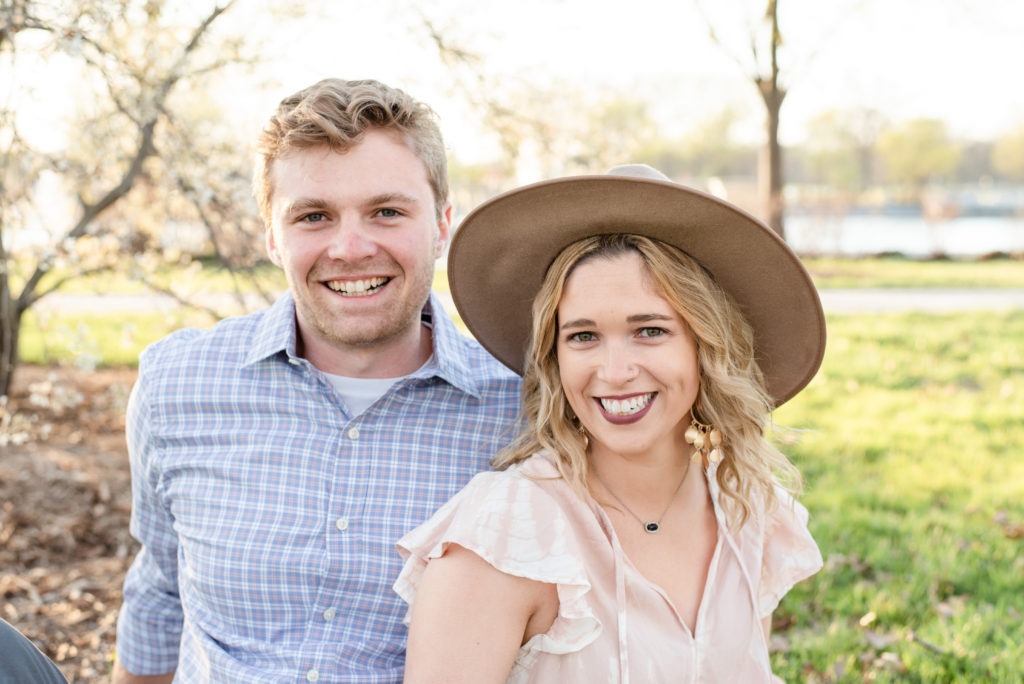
[447, 174, 825, 407]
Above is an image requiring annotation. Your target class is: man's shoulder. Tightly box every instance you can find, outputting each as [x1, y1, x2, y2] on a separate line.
[452, 332, 515, 372]
[139, 308, 269, 372]
[446, 331, 520, 391]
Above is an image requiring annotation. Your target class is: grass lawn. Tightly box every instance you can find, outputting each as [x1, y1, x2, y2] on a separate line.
[770, 310, 1024, 682]
[804, 256, 1024, 289]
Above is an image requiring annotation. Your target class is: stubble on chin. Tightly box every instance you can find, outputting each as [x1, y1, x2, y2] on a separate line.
[300, 287, 430, 351]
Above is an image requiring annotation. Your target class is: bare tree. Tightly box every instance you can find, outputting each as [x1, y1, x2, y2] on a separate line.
[696, 0, 789, 236]
[756, 0, 786, 236]
[0, 0, 272, 396]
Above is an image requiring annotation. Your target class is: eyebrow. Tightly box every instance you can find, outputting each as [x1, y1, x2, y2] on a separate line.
[366, 192, 421, 207]
[281, 197, 329, 215]
[559, 313, 674, 330]
[280, 193, 422, 216]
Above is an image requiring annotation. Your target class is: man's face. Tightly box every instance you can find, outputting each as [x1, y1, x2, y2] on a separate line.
[266, 129, 450, 373]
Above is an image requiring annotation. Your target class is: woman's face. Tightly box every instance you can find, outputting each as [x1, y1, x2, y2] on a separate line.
[556, 251, 700, 463]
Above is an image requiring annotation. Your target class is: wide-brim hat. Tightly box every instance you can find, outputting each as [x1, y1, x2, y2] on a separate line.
[447, 164, 826, 407]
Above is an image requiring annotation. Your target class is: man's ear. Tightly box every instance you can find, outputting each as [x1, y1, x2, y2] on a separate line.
[265, 226, 283, 267]
[435, 202, 453, 258]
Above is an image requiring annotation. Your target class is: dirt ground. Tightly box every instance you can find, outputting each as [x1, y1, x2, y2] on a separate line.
[1, 365, 138, 683]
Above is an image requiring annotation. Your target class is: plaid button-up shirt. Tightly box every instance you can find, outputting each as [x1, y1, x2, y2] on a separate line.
[116, 292, 521, 682]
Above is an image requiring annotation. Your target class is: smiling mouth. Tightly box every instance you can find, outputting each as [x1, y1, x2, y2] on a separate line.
[325, 276, 390, 297]
[599, 393, 654, 416]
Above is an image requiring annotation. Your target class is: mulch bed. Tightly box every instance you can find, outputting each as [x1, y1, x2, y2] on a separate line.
[2, 365, 138, 683]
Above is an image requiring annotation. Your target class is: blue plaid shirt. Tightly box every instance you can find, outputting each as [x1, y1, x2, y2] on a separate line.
[116, 292, 521, 682]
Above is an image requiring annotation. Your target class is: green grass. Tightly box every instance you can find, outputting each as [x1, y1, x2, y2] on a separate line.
[18, 309, 217, 367]
[804, 256, 1024, 289]
[769, 310, 1024, 683]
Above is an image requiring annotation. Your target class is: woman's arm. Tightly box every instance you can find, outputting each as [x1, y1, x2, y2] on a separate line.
[404, 543, 558, 684]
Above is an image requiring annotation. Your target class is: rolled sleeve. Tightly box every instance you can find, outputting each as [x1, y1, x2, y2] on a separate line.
[115, 371, 184, 674]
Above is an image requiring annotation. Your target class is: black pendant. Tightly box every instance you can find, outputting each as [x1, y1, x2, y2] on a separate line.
[644, 522, 661, 534]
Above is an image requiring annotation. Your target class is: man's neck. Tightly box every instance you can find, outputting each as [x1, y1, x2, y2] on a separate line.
[301, 322, 434, 379]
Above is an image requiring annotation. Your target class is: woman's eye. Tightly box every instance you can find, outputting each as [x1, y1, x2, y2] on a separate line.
[568, 331, 596, 343]
[638, 327, 666, 338]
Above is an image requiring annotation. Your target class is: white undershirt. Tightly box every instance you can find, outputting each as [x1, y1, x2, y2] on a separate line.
[323, 355, 433, 416]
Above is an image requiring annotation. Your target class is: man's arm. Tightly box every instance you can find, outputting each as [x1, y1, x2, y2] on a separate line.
[113, 376, 184, 679]
[111, 661, 174, 684]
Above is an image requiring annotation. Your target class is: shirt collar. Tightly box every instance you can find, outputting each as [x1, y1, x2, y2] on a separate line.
[242, 291, 487, 398]
[421, 291, 487, 397]
[243, 292, 300, 367]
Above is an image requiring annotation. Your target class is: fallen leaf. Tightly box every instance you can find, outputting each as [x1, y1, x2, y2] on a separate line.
[864, 629, 898, 649]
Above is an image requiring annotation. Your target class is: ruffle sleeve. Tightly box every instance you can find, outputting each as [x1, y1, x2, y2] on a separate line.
[395, 464, 601, 658]
[758, 487, 823, 617]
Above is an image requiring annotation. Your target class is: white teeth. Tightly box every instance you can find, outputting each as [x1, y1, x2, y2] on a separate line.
[327, 277, 387, 296]
[600, 393, 652, 416]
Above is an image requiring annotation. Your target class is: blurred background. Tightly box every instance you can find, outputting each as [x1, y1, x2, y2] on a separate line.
[2, 1, 1022, 682]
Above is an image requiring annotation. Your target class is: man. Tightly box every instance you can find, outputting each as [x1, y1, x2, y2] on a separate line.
[112, 78, 521, 683]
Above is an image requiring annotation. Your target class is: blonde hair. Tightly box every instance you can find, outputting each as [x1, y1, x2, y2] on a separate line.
[252, 78, 448, 223]
[492, 234, 802, 529]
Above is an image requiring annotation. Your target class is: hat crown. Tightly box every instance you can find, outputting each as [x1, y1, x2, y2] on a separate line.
[606, 163, 671, 182]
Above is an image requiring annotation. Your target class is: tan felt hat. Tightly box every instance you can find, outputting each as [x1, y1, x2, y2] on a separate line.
[448, 164, 826, 407]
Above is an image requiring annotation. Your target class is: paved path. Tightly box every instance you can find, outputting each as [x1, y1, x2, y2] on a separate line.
[35, 289, 1024, 314]
[818, 288, 1024, 313]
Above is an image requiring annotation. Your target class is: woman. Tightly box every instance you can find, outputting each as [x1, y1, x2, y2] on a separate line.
[395, 165, 826, 682]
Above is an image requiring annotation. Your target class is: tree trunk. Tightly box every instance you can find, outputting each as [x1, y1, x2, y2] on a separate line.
[0, 288, 19, 399]
[759, 85, 786, 239]
[757, 0, 787, 239]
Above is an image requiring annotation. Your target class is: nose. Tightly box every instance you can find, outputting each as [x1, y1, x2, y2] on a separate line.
[596, 342, 638, 385]
[326, 215, 378, 262]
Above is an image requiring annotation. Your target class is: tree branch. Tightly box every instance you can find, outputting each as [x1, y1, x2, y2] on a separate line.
[15, 1, 237, 314]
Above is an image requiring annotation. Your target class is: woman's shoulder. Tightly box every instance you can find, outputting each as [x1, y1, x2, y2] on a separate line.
[506, 450, 567, 480]
[395, 451, 602, 662]
[398, 450, 589, 579]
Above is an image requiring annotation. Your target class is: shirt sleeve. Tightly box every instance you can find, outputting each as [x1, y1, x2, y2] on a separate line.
[114, 367, 184, 675]
[394, 469, 601, 657]
[758, 487, 823, 617]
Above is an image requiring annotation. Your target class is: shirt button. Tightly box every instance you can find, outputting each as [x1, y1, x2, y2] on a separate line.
[323, 607, 336, 621]
[346, 426, 360, 440]
[306, 668, 319, 682]
[289, 358, 301, 366]
[335, 518, 349, 531]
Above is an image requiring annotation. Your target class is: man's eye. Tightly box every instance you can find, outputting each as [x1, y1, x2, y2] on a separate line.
[303, 212, 326, 223]
[377, 208, 400, 218]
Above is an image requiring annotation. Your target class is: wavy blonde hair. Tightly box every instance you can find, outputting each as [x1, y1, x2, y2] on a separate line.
[492, 234, 802, 529]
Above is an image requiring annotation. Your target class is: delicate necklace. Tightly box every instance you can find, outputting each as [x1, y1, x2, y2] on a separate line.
[593, 460, 692, 534]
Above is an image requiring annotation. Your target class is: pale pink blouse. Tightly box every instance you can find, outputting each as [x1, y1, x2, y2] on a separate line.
[395, 451, 822, 683]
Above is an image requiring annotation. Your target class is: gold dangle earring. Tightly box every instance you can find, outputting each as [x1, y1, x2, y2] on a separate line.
[578, 423, 590, 450]
[571, 412, 590, 450]
[684, 416, 723, 465]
